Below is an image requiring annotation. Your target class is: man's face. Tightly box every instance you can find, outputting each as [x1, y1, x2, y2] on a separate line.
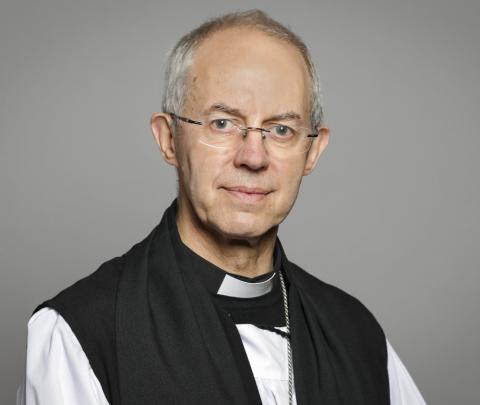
[157, 28, 328, 241]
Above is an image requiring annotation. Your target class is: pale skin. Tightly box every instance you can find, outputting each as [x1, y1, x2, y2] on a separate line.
[151, 27, 330, 278]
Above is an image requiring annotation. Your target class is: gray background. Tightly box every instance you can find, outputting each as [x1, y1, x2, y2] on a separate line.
[1, 0, 479, 403]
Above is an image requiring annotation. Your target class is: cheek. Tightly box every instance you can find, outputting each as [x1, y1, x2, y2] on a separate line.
[273, 159, 306, 215]
[279, 159, 305, 195]
[183, 147, 229, 199]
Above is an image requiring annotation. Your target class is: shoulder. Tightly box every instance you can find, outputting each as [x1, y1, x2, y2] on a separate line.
[23, 307, 109, 405]
[26, 307, 78, 355]
[32, 222, 163, 316]
[29, 255, 124, 374]
[27, 307, 89, 363]
[29, 256, 125, 404]
[25, 222, 163, 405]
[287, 261, 386, 339]
[288, 261, 377, 316]
[33, 255, 124, 316]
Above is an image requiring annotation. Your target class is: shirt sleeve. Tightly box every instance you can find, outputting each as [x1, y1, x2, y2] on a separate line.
[16, 307, 110, 405]
[387, 338, 427, 404]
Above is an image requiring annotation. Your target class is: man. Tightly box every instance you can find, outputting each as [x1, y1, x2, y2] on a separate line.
[17, 10, 426, 405]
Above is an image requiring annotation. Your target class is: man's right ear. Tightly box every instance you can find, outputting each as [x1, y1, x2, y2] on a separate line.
[150, 112, 178, 167]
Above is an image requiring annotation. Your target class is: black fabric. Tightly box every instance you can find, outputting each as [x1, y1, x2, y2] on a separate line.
[33, 198, 390, 404]
[33, 257, 122, 405]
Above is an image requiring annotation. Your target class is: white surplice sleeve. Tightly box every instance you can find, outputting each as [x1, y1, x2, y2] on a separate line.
[16, 307, 110, 405]
[387, 339, 427, 404]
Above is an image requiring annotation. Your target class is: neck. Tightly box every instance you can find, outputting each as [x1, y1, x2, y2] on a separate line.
[175, 196, 278, 279]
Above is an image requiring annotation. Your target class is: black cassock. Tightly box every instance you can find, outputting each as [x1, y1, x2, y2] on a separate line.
[34, 198, 390, 404]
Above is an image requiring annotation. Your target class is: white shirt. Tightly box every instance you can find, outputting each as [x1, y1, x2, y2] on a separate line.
[17, 307, 426, 405]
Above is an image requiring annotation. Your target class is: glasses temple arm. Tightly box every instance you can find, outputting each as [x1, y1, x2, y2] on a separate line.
[167, 112, 203, 126]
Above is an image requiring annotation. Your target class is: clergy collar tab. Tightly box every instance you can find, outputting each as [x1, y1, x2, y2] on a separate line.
[216, 272, 277, 298]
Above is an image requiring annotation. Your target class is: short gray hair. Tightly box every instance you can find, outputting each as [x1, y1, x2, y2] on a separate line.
[161, 9, 325, 130]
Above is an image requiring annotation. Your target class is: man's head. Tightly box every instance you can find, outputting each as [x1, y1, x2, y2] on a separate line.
[151, 10, 330, 243]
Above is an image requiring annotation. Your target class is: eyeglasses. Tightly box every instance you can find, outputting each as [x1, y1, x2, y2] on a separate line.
[168, 112, 318, 157]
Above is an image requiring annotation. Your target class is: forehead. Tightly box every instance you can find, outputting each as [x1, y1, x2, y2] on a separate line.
[185, 27, 311, 119]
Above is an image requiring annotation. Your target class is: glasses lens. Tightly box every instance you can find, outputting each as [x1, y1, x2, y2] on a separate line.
[263, 125, 315, 157]
[196, 118, 242, 150]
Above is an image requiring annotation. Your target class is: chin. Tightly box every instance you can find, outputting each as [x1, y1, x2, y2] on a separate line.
[210, 211, 272, 240]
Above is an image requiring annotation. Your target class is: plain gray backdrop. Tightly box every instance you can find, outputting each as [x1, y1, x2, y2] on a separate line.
[2, 0, 479, 403]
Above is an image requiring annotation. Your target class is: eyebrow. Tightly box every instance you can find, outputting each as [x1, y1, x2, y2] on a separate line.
[204, 102, 245, 118]
[203, 102, 303, 123]
[268, 111, 302, 122]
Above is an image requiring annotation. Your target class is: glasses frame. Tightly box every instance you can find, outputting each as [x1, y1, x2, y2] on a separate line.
[167, 112, 319, 140]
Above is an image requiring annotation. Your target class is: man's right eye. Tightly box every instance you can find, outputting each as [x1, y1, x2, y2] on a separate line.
[210, 119, 234, 131]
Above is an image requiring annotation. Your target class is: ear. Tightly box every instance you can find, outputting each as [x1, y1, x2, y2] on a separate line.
[150, 112, 178, 167]
[303, 125, 330, 176]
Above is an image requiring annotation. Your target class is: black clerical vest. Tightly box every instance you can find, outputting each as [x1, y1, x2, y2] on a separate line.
[32, 199, 390, 404]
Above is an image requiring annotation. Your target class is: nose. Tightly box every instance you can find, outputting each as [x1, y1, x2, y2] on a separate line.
[232, 128, 269, 171]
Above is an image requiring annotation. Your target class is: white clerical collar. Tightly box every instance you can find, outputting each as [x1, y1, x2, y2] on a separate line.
[216, 272, 277, 298]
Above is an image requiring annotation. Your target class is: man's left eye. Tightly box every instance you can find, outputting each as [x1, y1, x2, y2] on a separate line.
[273, 125, 293, 136]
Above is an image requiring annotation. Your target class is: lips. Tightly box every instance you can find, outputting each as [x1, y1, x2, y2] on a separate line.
[223, 186, 271, 195]
[222, 186, 272, 203]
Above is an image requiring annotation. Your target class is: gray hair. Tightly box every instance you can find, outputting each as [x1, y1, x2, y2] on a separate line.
[161, 9, 325, 130]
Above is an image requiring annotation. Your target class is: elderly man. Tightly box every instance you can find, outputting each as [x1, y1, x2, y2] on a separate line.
[17, 9, 426, 405]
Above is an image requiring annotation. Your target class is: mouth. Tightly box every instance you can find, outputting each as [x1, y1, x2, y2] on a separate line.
[221, 186, 272, 203]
